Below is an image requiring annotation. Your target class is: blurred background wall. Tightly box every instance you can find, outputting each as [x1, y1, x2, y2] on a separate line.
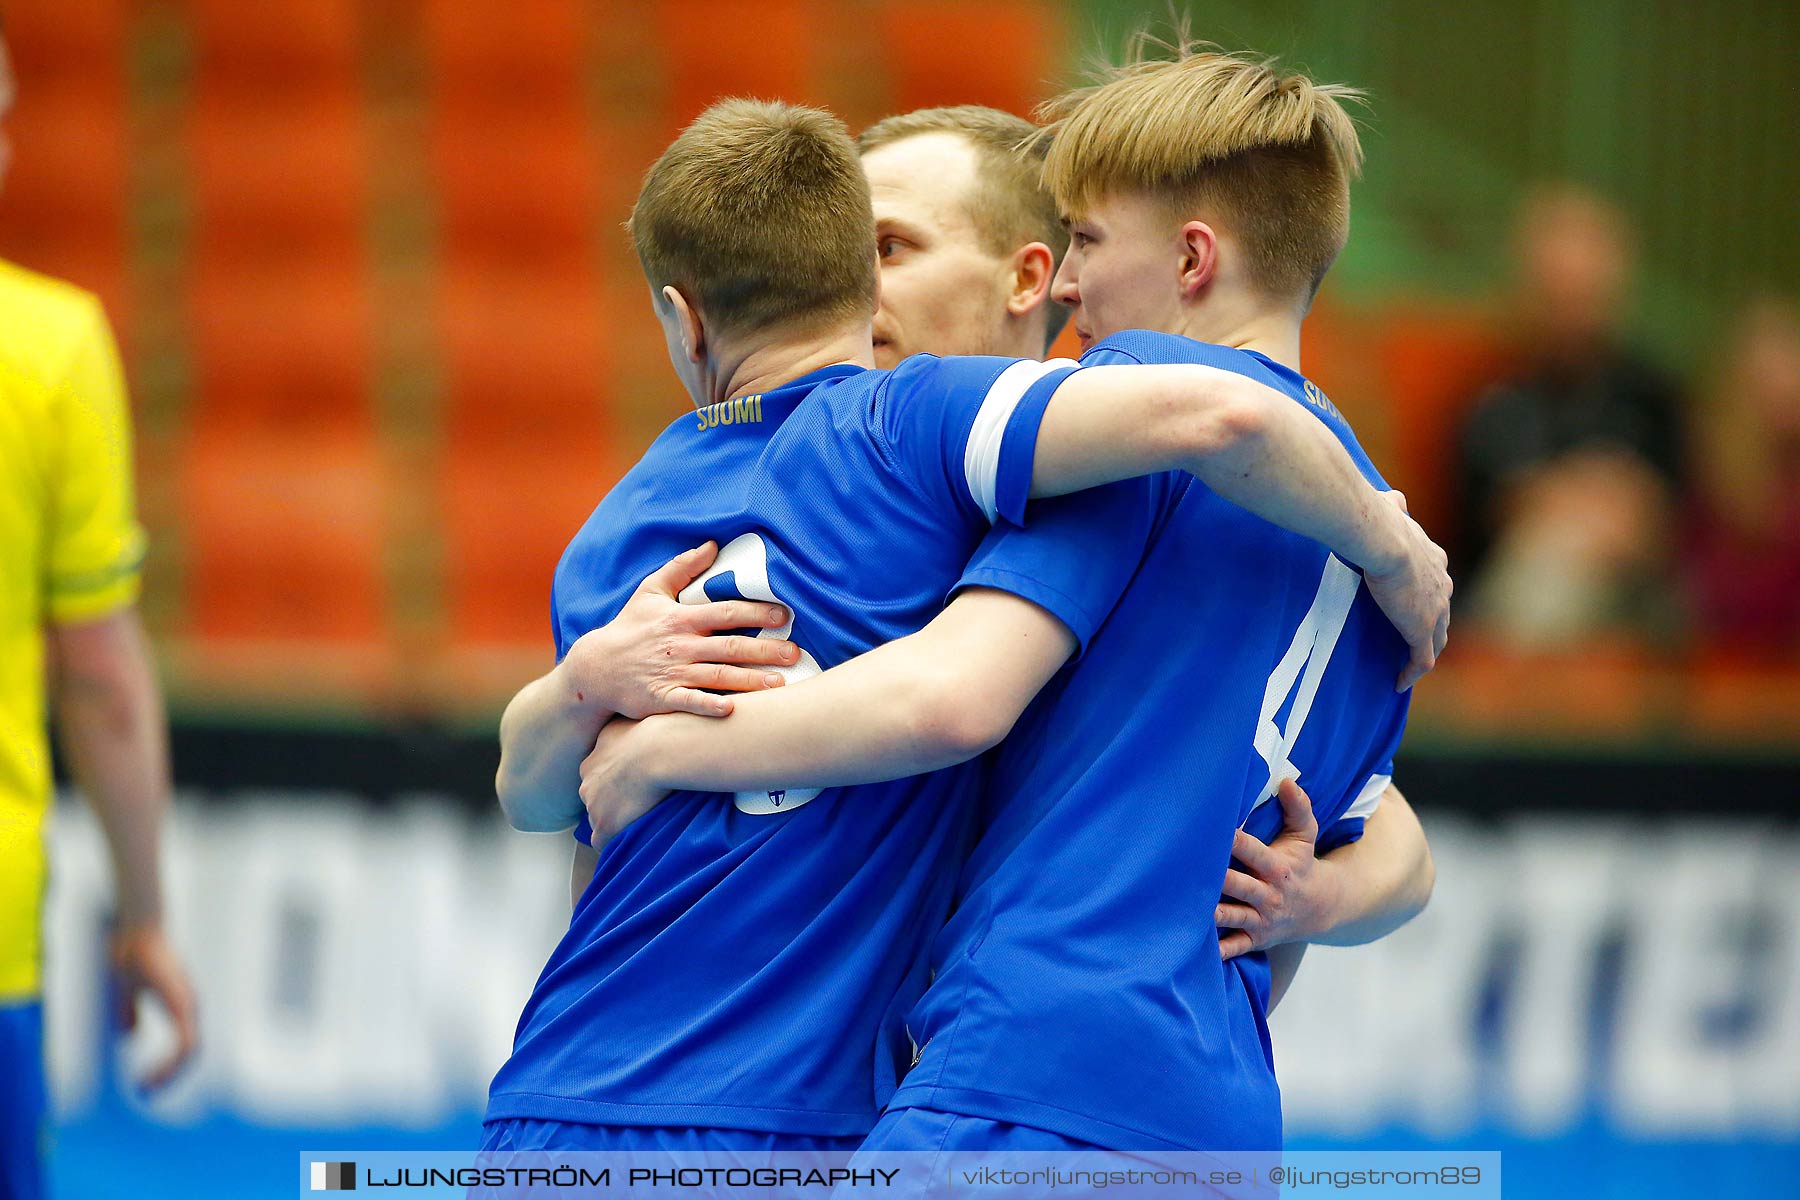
[6, 0, 1797, 734]
[3, 1, 1796, 1197]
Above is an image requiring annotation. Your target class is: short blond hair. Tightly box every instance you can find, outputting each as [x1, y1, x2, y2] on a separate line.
[1038, 38, 1365, 302]
[859, 106, 1068, 263]
[628, 99, 877, 340]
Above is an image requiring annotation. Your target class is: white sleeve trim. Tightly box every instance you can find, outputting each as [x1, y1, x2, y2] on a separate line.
[962, 358, 1079, 522]
[1341, 773, 1391, 824]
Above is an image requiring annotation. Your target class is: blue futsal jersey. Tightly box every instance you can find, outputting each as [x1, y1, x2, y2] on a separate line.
[889, 331, 1410, 1151]
[484, 354, 1143, 1137]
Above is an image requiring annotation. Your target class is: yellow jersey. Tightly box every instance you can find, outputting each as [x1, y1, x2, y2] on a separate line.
[0, 259, 144, 1002]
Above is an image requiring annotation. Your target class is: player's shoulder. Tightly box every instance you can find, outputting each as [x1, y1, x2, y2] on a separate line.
[868, 353, 1069, 452]
[879, 352, 1035, 399]
[0, 258, 114, 385]
[792, 357, 889, 419]
[0, 256, 102, 312]
[1087, 330, 1352, 421]
[551, 478, 640, 618]
[1082, 329, 1271, 376]
[0, 258, 108, 341]
[874, 352, 949, 405]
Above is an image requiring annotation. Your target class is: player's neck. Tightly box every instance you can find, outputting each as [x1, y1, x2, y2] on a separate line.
[997, 313, 1052, 363]
[710, 323, 876, 406]
[1172, 303, 1304, 372]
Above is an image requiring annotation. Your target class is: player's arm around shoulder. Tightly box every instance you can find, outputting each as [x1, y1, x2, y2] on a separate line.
[1227, 782, 1433, 1014]
[495, 542, 798, 833]
[1309, 784, 1435, 945]
[1219, 780, 1434, 965]
[577, 588, 1077, 846]
[1026, 365, 1451, 688]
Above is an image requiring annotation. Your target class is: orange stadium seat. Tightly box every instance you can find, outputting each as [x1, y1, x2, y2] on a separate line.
[187, 255, 372, 433]
[186, 120, 371, 429]
[423, 0, 619, 651]
[187, 93, 367, 252]
[654, 0, 817, 124]
[436, 258, 606, 438]
[431, 104, 599, 253]
[434, 252, 613, 648]
[879, 0, 1059, 116]
[186, 0, 364, 251]
[1299, 299, 1396, 468]
[4, 81, 127, 213]
[1415, 635, 1669, 741]
[1684, 653, 1800, 742]
[184, 0, 359, 87]
[1368, 307, 1512, 551]
[179, 426, 389, 645]
[184, 0, 373, 418]
[422, 0, 587, 107]
[439, 432, 620, 647]
[178, 0, 384, 660]
[0, 0, 124, 62]
[0, 0, 130, 321]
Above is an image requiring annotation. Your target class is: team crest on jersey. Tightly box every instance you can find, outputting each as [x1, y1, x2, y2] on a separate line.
[695, 394, 764, 431]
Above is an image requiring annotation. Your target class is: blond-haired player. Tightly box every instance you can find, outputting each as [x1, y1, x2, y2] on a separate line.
[0, 33, 196, 1200]
[856, 102, 1434, 978]
[582, 46, 1433, 1153]
[485, 94, 1443, 1155]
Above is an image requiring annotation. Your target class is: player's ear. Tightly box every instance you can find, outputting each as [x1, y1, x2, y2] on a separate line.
[1176, 221, 1218, 299]
[1005, 242, 1056, 317]
[664, 285, 706, 363]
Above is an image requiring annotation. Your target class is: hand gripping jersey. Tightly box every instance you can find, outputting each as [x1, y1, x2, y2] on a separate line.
[484, 354, 1154, 1137]
[890, 331, 1410, 1151]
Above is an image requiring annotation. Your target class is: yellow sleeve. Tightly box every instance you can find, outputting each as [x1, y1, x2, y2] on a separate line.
[45, 298, 145, 624]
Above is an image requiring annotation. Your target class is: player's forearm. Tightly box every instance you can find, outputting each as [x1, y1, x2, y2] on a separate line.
[1309, 785, 1434, 947]
[496, 665, 611, 832]
[1030, 366, 1405, 572]
[51, 614, 169, 929]
[629, 590, 1072, 795]
[1179, 384, 1404, 574]
[632, 642, 988, 795]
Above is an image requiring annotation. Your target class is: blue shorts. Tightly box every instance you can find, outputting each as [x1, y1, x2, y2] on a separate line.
[856, 1105, 1100, 1154]
[836, 1108, 1105, 1200]
[0, 1000, 47, 1200]
[478, 1116, 863, 1154]
[474, 1120, 864, 1199]
[851, 1108, 1265, 1199]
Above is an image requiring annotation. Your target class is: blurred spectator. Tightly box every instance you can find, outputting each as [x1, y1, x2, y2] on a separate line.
[1454, 184, 1685, 648]
[1684, 296, 1800, 659]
